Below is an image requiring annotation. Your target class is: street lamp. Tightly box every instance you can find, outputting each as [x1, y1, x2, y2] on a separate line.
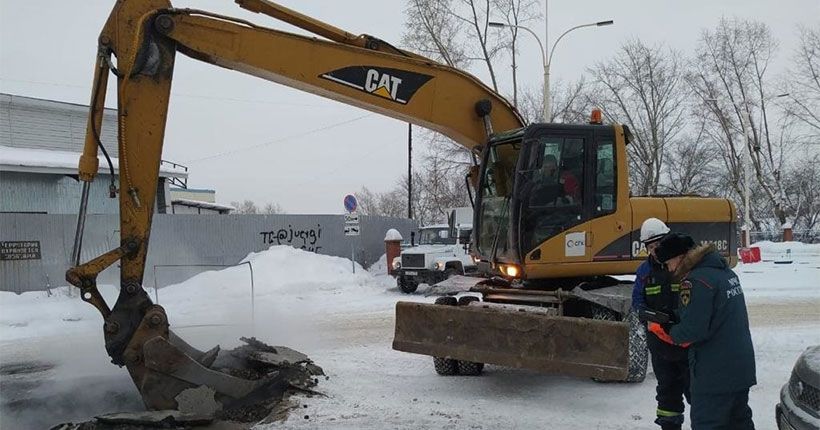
[490, 19, 613, 122]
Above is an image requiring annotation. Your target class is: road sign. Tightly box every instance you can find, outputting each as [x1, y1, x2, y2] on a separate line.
[343, 194, 358, 213]
[344, 213, 359, 224]
[344, 224, 360, 236]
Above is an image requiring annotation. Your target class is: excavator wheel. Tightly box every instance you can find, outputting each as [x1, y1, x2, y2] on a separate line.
[590, 305, 647, 383]
[457, 296, 479, 306]
[456, 360, 484, 376]
[433, 357, 459, 375]
[430, 295, 485, 376]
[432, 296, 459, 375]
[434, 296, 458, 306]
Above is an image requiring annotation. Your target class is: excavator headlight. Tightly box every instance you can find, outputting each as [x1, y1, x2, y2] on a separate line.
[501, 264, 520, 278]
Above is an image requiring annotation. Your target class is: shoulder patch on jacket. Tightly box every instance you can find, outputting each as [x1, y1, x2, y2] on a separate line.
[680, 280, 692, 306]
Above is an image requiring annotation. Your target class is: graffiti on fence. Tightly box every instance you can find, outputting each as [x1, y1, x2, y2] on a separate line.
[259, 224, 323, 252]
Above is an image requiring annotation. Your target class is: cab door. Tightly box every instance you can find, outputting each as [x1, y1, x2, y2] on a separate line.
[582, 127, 633, 264]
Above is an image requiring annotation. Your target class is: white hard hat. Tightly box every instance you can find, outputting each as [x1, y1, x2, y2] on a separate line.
[640, 218, 670, 244]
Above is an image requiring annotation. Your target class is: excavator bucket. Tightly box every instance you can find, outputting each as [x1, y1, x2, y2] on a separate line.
[393, 301, 630, 380]
[115, 305, 323, 416]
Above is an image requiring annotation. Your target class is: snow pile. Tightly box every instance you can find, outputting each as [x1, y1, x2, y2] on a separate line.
[155, 246, 390, 334]
[0, 246, 393, 346]
[384, 229, 403, 241]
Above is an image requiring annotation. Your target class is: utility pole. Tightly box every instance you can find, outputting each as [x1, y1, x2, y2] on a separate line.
[407, 123, 413, 219]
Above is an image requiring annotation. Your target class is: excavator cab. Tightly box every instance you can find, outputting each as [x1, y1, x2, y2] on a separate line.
[472, 122, 626, 278]
[394, 119, 737, 380]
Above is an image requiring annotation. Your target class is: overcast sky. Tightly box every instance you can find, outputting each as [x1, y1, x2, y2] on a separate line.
[1, 0, 817, 214]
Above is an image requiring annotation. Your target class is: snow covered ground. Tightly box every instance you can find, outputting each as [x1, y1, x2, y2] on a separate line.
[1, 243, 818, 429]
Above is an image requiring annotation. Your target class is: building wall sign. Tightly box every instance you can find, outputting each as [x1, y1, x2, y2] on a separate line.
[0, 241, 42, 260]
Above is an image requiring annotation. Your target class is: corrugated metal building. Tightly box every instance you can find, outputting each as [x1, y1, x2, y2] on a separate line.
[0, 93, 187, 214]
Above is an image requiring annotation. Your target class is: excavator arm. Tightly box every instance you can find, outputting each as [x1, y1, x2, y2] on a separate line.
[66, 0, 523, 411]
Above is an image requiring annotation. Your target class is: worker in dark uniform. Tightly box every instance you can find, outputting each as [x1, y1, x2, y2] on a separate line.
[656, 233, 756, 430]
[632, 218, 690, 430]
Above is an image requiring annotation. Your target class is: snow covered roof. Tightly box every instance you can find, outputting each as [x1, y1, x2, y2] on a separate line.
[171, 198, 234, 212]
[0, 145, 188, 178]
[421, 224, 449, 229]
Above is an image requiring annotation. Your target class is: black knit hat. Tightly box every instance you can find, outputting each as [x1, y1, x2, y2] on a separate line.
[655, 232, 696, 263]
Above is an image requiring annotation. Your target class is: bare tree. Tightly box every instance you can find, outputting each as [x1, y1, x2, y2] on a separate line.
[357, 154, 469, 225]
[661, 121, 721, 195]
[403, 0, 469, 67]
[785, 151, 820, 235]
[689, 17, 791, 226]
[230, 200, 259, 214]
[262, 202, 285, 214]
[516, 78, 593, 125]
[588, 40, 690, 195]
[490, 0, 540, 106]
[355, 186, 379, 216]
[404, 0, 504, 91]
[782, 25, 820, 139]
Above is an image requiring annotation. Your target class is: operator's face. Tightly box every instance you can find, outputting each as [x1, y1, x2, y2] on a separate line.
[543, 160, 557, 176]
[646, 240, 660, 257]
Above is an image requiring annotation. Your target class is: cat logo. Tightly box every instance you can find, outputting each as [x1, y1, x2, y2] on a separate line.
[319, 66, 433, 105]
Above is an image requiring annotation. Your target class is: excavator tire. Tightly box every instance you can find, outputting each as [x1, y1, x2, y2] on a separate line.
[433, 357, 459, 375]
[432, 296, 459, 375]
[591, 305, 647, 383]
[457, 296, 479, 306]
[456, 360, 484, 376]
[434, 296, 458, 306]
[623, 311, 648, 382]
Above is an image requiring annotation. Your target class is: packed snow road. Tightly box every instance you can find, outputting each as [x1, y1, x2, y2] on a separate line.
[1, 243, 817, 429]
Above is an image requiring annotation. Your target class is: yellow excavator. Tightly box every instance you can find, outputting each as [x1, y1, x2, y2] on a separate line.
[67, 0, 736, 413]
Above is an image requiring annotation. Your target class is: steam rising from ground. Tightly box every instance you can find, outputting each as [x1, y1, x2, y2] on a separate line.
[0, 246, 395, 429]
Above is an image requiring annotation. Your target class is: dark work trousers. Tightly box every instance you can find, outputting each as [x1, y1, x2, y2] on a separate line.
[691, 389, 754, 430]
[648, 334, 690, 429]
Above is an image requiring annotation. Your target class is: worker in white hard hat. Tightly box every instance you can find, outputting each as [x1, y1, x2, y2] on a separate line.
[632, 218, 691, 430]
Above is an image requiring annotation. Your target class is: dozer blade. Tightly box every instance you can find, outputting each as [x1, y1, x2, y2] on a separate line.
[393, 301, 629, 380]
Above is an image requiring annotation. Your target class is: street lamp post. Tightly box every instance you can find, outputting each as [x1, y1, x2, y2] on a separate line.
[490, 19, 613, 122]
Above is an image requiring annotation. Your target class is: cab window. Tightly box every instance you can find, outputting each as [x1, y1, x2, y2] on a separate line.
[595, 141, 616, 215]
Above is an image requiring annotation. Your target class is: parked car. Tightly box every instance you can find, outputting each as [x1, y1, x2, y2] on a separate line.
[776, 345, 820, 430]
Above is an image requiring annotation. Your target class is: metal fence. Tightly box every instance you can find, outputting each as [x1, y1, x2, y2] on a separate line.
[748, 229, 820, 244]
[0, 213, 416, 293]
